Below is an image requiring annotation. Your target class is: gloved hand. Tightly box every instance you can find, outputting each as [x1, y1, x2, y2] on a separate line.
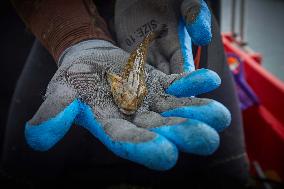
[115, 0, 211, 73]
[113, 0, 231, 169]
[25, 39, 230, 171]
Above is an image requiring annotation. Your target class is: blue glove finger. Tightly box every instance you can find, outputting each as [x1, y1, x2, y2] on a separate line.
[178, 17, 195, 72]
[152, 119, 219, 155]
[25, 85, 78, 151]
[75, 102, 178, 171]
[176, 0, 212, 73]
[25, 99, 80, 151]
[133, 111, 219, 155]
[181, 0, 212, 46]
[151, 96, 231, 132]
[166, 68, 221, 97]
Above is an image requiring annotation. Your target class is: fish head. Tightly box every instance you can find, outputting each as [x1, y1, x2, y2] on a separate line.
[107, 72, 147, 115]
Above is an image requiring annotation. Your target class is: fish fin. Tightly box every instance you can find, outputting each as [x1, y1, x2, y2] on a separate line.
[107, 72, 123, 86]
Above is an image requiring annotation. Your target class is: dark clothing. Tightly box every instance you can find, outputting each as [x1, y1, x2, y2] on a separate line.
[2, 1, 248, 188]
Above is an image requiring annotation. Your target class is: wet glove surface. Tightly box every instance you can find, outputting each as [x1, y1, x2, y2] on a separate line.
[25, 39, 230, 171]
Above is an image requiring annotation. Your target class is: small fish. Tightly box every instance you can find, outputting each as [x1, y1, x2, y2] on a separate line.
[107, 25, 168, 115]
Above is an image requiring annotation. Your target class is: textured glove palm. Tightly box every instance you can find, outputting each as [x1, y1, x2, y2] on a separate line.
[25, 40, 230, 170]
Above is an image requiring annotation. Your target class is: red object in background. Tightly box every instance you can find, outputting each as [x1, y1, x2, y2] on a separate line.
[222, 33, 284, 179]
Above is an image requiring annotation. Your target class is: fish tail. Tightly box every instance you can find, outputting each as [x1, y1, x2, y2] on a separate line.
[143, 24, 168, 45]
[123, 24, 168, 78]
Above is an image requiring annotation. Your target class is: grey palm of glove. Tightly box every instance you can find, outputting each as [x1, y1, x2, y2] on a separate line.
[25, 39, 230, 171]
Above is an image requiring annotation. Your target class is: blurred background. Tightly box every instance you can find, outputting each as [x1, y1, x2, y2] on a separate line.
[0, 1, 34, 153]
[221, 0, 284, 81]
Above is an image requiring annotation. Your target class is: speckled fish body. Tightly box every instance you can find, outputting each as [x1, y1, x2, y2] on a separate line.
[107, 26, 167, 115]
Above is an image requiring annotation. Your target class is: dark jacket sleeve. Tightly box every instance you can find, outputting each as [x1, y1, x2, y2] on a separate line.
[11, 0, 113, 61]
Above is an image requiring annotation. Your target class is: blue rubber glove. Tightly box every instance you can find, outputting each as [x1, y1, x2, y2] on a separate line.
[115, 0, 211, 73]
[25, 41, 230, 171]
[114, 0, 230, 168]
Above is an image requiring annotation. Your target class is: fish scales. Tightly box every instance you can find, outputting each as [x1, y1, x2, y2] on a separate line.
[107, 25, 168, 115]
